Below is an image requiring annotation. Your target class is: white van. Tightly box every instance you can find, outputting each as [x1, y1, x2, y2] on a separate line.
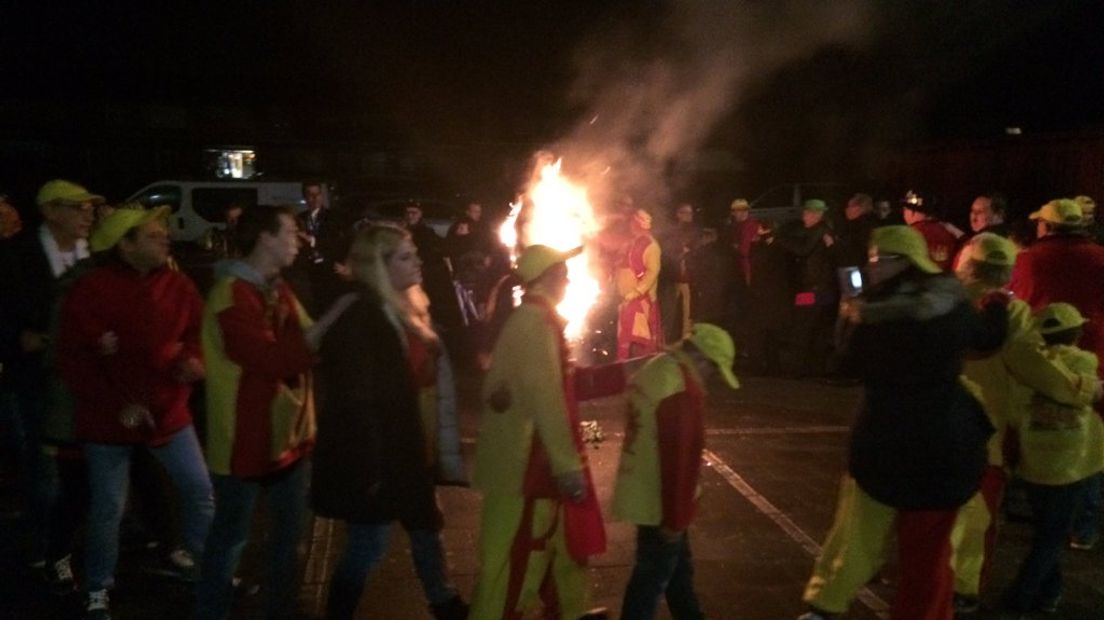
[127, 180, 330, 242]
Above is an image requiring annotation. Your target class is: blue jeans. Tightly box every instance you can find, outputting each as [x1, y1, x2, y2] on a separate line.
[1070, 471, 1101, 543]
[84, 425, 213, 591]
[1003, 479, 1085, 611]
[326, 522, 457, 619]
[195, 459, 310, 620]
[621, 526, 704, 620]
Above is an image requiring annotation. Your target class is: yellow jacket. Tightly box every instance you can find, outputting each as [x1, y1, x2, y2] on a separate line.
[963, 299, 1098, 468]
[1014, 345, 1104, 485]
[616, 234, 661, 301]
[473, 296, 582, 496]
[612, 350, 703, 526]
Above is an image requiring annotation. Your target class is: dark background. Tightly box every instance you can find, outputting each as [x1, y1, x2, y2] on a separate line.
[2, 1, 1103, 224]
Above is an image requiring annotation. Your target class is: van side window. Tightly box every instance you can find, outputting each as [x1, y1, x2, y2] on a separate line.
[192, 188, 259, 222]
[135, 185, 182, 212]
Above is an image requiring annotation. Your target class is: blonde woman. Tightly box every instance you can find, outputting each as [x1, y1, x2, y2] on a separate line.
[311, 225, 467, 620]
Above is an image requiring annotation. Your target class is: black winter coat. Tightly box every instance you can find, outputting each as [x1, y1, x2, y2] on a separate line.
[311, 288, 441, 528]
[842, 274, 1007, 510]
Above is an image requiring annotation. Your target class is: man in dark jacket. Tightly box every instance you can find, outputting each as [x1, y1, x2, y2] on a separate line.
[833, 193, 876, 270]
[776, 199, 836, 377]
[0, 179, 100, 584]
[296, 181, 348, 314]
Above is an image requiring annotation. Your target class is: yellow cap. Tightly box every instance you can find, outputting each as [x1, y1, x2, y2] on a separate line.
[1036, 302, 1087, 335]
[686, 323, 739, 389]
[730, 198, 750, 211]
[964, 232, 1017, 266]
[1073, 195, 1096, 214]
[871, 225, 941, 274]
[1029, 199, 1082, 226]
[515, 244, 582, 284]
[802, 199, 827, 212]
[90, 205, 170, 252]
[36, 179, 105, 206]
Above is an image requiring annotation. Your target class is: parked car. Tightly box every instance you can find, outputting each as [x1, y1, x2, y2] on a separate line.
[351, 197, 462, 237]
[748, 182, 851, 224]
[128, 179, 333, 242]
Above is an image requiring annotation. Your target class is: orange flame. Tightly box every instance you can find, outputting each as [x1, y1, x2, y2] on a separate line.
[502, 159, 601, 339]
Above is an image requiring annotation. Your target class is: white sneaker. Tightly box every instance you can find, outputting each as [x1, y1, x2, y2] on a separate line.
[46, 555, 75, 595]
[85, 589, 111, 619]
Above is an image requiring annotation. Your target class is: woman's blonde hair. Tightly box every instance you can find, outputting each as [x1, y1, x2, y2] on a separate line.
[348, 224, 438, 345]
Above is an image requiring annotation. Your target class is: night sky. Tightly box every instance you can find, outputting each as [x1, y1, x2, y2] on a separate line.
[3, 1, 1103, 206]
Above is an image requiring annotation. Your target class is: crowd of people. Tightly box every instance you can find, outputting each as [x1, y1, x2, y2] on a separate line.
[1, 175, 1103, 620]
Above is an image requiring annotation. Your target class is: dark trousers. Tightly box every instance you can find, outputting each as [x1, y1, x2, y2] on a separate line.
[620, 526, 704, 620]
[1003, 479, 1085, 611]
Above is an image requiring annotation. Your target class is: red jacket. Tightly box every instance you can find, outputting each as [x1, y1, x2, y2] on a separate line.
[1011, 234, 1104, 381]
[911, 220, 960, 271]
[58, 259, 203, 445]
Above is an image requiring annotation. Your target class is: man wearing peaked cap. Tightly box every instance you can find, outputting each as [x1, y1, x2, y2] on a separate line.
[1072, 194, 1104, 246]
[614, 323, 738, 618]
[775, 197, 836, 378]
[728, 197, 759, 286]
[471, 243, 608, 620]
[1011, 197, 1104, 386]
[55, 204, 213, 619]
[900, 189, 963, 272]
[0, 178, 103, 589]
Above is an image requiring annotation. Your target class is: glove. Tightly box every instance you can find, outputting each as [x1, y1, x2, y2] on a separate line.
[556, 470, 587, 503]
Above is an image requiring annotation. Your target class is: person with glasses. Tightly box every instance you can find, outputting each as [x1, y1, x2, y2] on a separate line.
[0, 180, 103, 593]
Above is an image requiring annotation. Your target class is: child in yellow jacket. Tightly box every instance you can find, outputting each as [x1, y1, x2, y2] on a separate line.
[1003, 303, 1104, 614]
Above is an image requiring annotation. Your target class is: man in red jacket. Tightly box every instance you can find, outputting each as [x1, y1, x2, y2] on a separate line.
[1009, 198, 1104, 553]
[196, 205, 323, 620]
[58, 206, 213, 620]
[1010, 199, 1104, 383]
[901, 190, 963, 271]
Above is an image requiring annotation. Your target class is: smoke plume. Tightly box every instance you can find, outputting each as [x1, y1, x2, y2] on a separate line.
[542, 1, 873, 212]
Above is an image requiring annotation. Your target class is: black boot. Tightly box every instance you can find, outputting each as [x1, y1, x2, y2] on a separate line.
[430, 594, 470, 620]
[325, 577, 363, 620]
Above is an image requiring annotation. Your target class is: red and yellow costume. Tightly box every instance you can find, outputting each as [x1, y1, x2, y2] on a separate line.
[616, 224, 662, 360]
[471, 293, 605, 619]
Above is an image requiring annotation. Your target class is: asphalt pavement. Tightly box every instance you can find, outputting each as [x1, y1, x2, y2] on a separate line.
[3, 375, 1103, 619]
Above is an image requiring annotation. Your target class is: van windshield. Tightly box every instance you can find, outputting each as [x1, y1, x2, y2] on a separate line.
[192, 187, 259, 223]
[134, 185, 183, 213]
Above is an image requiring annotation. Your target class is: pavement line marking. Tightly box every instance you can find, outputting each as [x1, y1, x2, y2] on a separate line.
[463, 427, 851, 444]
[706, 425, 849, 436]
[702, 449, 890, 617]
[309, 516, 336, 616]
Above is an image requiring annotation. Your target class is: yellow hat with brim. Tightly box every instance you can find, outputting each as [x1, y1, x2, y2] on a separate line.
[1073, 195, 1096, 214]
[36, 179, 105, 206]
[90, 205, 170, 252]
[965, 232, 1017, 266]
[1029, 199, 1082, 226]
[1036, 302, 1088, 335]
[687, 322, 740, 389]
[871, 225, 941, 274]
[515, 244, 583, 284]
[730, 198, 750, 211]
